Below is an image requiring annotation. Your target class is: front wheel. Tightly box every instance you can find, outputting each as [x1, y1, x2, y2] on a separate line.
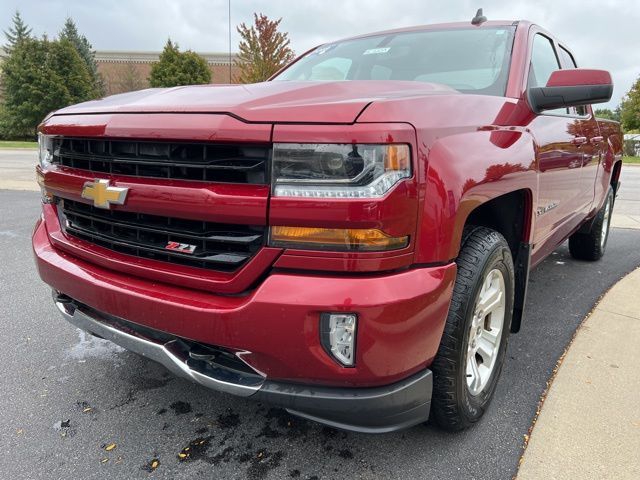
[430, 227, 514, 431]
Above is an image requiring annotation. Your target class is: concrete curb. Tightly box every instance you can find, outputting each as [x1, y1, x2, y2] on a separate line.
[517, 267, 640, 480]
[611, 214, 640, 230]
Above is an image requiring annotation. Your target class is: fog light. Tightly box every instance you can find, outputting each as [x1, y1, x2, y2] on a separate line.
[320, 313, 357, 367]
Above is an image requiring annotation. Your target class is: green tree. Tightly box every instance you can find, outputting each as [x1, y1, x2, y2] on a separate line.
[59, 17, 104, 96]
[3, 10, 32, 52]
[620, 76, 640, 132]
[0, 38, 98, 138]
[235, 13, 295, 83]
[594, 108, 620, 122]
[148, 39, 211, 87]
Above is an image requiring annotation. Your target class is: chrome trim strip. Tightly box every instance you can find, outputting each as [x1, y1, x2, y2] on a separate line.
[54, 297, 263, 397]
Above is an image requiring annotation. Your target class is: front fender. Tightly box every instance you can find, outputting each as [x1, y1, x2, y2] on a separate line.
[415, 129, 537, 264]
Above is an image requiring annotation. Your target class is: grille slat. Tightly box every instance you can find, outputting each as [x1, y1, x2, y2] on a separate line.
[60, 199, 265, 272]
[52, 138, 270, 184]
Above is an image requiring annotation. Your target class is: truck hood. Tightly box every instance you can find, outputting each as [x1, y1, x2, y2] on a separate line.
[53, 81, 459, 124]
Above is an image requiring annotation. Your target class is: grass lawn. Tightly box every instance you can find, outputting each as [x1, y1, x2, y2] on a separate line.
[623, 156, 640, 165]
[0, 140, 37, 149]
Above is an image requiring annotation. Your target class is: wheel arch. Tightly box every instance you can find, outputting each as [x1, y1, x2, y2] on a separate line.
[610, 159, 622, 195]
[459, 188, 534, 333]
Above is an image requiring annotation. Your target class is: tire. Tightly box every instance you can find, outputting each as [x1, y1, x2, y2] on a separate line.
[569, 187, 614, 261]
[430, 226, 515, 431]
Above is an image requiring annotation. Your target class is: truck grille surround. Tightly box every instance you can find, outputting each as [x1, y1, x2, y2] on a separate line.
[58, 198, 266, 272]
[49, 137, 271, 273]
[52, 137, 270, 184]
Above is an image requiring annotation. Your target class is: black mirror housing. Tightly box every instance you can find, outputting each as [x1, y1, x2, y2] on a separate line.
[529, 84, 613, 113]
[528, 69, 613, 114]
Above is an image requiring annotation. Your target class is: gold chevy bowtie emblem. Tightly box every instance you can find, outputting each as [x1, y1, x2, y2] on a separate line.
[81, 179, 128, 209]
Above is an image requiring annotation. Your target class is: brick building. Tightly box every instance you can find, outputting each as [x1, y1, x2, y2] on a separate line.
[96, 50, 240, 94]
[0, 49, 240, 97]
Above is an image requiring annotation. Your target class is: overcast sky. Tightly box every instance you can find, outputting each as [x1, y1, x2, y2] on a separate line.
[2, 0, 637, 109]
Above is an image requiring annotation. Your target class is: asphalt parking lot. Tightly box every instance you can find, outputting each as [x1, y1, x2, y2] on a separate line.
[1, 166, 639, 479]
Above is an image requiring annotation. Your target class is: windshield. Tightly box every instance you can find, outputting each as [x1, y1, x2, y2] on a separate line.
[273, 27, 515, 96]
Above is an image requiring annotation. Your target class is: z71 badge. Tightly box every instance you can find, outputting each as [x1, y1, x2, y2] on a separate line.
[165, 241, 197, 254]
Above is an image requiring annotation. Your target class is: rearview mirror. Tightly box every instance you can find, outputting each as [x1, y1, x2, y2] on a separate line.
[528, 69, 613, 114]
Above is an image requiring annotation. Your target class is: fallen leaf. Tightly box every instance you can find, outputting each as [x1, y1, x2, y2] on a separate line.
[150, 459, 159, 470]
[100, 458, 109, 464]
[105, 443, 117, 452]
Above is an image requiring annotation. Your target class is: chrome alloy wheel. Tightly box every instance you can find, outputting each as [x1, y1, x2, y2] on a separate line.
[466, 268, 506, 396]
[600, 195, 612, 250]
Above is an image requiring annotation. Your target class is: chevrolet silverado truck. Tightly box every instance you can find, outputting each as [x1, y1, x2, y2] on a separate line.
[33, 19, 622, 433]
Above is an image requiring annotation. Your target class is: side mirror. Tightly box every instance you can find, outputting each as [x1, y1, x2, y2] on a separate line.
[528, 69, 613, 114]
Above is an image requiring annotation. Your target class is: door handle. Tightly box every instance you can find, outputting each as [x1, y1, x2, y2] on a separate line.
[590, 136, 604, 145]
[571, 136, 588, 146]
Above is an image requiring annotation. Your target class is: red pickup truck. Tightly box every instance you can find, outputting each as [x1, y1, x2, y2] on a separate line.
[33, 19, 622, 433]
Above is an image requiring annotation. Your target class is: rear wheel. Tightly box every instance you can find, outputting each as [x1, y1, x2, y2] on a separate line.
[569, 186, 614, 261]
[430, 226, 514, 431]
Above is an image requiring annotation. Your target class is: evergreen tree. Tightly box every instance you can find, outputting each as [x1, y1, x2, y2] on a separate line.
[235, 13, 295, 83]
[59, 17, 104, 95]
[0, 38, 98, 138]
[148, 39, 211, 87]
[3, 10, 32, 52]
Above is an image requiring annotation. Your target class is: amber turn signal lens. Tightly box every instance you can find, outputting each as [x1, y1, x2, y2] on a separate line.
[270, 226, 408, 252]
[384, 145, 410, 171]
[36, 169, 54, 204]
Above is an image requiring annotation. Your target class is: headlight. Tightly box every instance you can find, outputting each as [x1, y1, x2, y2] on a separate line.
[272, 143, 410, 198]
[38, 133, 54, 169]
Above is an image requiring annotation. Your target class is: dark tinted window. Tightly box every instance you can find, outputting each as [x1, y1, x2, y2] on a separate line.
[274, 27, 516, 96]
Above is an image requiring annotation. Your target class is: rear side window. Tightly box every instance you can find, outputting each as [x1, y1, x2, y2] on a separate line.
[558, 46, 577, 68]
[557, 45, 588, 116]
[528, 34, 560, 88]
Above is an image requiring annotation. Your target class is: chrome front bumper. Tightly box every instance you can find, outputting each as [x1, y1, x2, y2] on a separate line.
[54, 293, 263, 397]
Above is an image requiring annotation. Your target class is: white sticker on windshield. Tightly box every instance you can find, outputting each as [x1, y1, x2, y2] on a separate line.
[363, 47, 390, 55]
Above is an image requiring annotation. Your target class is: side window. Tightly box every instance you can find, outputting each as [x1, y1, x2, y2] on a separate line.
[528, 34, 560, 88]
[528, 34, 567, 114]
